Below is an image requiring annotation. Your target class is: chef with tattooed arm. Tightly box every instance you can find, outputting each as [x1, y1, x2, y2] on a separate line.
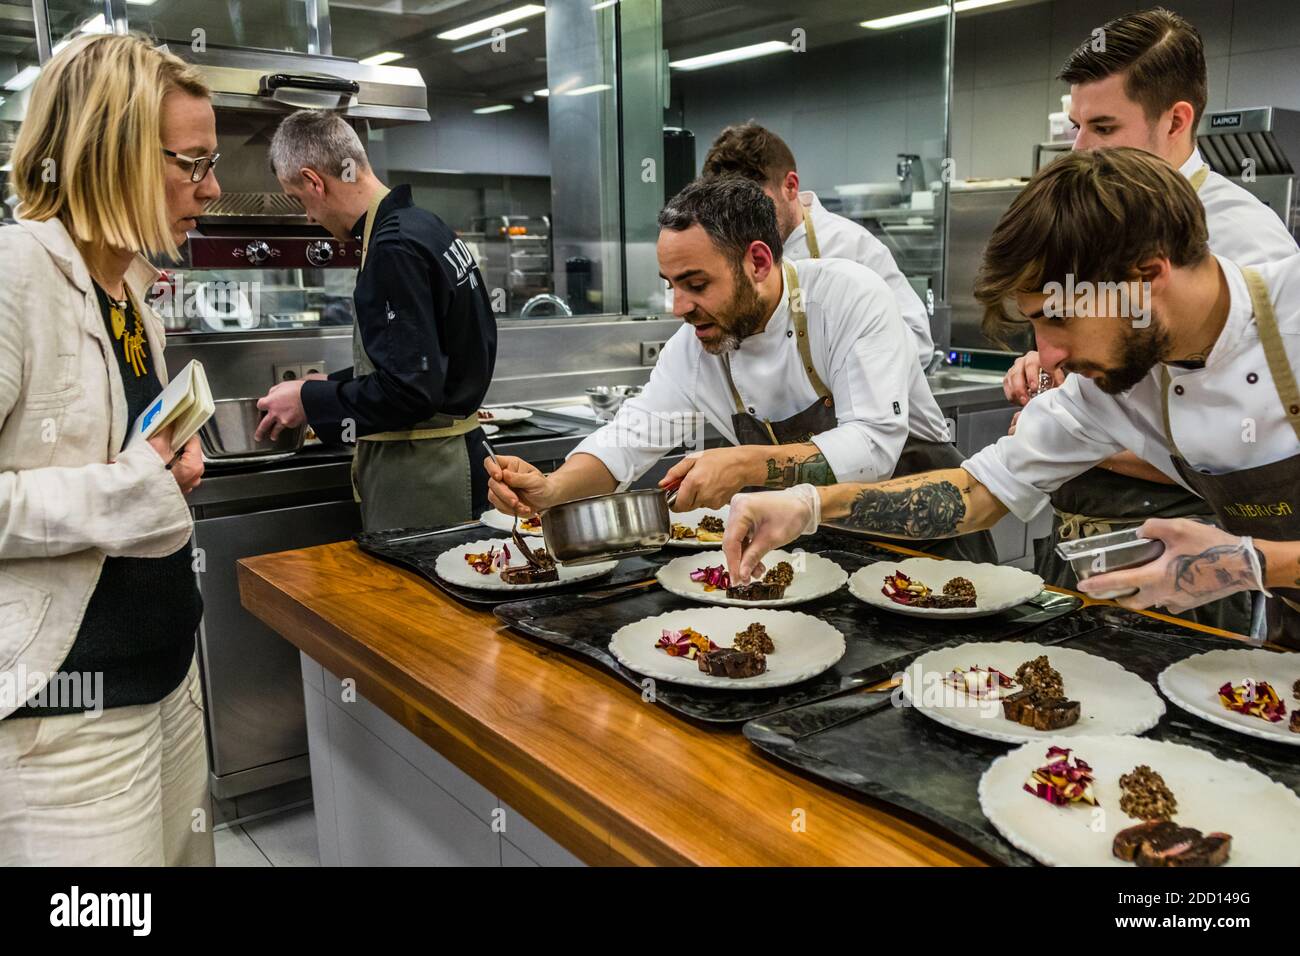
[487, 176, 995, 562]
[723, 147, 1300, 647]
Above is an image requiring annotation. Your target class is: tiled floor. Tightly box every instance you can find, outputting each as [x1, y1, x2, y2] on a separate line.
[214, 805, 320, 867]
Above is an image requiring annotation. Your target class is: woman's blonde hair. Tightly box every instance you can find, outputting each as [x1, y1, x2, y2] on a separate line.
[10, 32, 209, 259]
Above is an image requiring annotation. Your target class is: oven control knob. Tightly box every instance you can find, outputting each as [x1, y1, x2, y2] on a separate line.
[306, 240, 334, 267]
[244, 240, 271, 264]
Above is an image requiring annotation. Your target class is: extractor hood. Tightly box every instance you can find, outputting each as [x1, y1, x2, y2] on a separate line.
[169, 44, 429, 125]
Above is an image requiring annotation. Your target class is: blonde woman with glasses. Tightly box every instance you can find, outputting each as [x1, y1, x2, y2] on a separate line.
[0, 33, 221, 865]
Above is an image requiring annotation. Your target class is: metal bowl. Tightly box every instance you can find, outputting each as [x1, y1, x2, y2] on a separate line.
[200, 397, 305, 459]
[585, 385, 643, 422]
[1055, 527, 1165, 599]
[541, 488, 673, 566]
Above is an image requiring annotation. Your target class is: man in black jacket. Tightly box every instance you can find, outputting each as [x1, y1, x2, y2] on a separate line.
[257, 110, 497, 530]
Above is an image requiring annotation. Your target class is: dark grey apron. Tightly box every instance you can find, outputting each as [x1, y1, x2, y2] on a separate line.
[723, 262, 996, 563]
[1158, 266, 1300, 649]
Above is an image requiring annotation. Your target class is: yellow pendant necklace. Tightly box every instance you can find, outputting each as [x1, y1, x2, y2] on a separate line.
[103, 287, 147, 378]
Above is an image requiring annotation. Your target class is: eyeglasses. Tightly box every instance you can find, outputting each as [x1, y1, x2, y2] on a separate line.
[161, 147, 222, 184]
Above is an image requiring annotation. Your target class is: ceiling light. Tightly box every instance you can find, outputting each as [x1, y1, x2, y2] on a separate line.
[668, 40, 791, 72]
[592, 0, 619, 8]
[437, 4, 545, 42]
[473, 104, 515, 114]
[565, 83, 612, 96]
[533, 88, 550, 96]
[861, 0, 1014, 30]
[125, 0, 158, 5]
[359, 51, 404, 66]
[3, 66, 41, 91]
[453, 27, 527, 53]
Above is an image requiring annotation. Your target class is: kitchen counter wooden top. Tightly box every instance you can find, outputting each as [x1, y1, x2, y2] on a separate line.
[237, 536, 1242, 867]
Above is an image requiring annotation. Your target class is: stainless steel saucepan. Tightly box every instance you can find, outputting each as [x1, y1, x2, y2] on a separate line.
[540, 488, 678, 565]
[482, 439, 678, 565]
[200, 398, 305, 459]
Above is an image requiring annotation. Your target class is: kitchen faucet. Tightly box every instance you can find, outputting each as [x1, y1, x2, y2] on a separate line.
[519, 293, 574, 318]
[897, 153, 921, 199]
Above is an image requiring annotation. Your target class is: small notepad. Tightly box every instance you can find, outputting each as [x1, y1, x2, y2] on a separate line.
[128, 359, 215, 452]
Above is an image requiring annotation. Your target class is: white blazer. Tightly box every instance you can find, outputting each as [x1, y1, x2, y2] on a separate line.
[0, 216, 193, 720]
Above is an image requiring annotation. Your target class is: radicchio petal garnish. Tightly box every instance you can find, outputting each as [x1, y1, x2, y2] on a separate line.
[655, 627, 718, 659]
[1023, 746, 1099, 807]
[1219, 679, 1286, 722]
[690, 565, 731, 591]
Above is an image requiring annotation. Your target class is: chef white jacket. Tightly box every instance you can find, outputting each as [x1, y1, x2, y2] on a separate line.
[964, 254, 1300, 521]
[1182, 149, 1299, 265]
[786, 190, 935, 364]
[570, 257, 951, 487]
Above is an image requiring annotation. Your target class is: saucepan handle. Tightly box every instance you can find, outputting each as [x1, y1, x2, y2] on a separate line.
[662, 476, 681, 510]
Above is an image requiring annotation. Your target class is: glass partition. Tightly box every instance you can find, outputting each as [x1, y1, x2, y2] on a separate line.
[343, 0, 640, 323]
[124, 0, 317, 55]
[6, 1, 959, 332]
[0, 1, 44, 217]
[663, 0, 952, 328]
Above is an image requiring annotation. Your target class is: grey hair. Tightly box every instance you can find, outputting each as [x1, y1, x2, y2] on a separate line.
[269, 109, 370, 180]
[658, 177, 783, 266]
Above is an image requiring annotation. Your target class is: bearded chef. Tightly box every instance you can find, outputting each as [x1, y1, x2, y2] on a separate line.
[701, 121, 935, 366]
[1000, 9, 1298, 632]
[487, 176, 995, 562]
[723, 147, 1300, 647]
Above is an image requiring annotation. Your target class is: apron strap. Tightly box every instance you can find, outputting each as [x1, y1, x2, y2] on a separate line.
[1160, 265, 1300, 455]
[1053, 509, 1141, 542]
[1243, 265, 1300, 444]
[786, 261, 833, 401]
[801, 199, 821, 258]
[1188, 165, 1210, 193]
[720, 354, 748, 416]
[360, 414, 479, 442]
[719, 260, 833, 415]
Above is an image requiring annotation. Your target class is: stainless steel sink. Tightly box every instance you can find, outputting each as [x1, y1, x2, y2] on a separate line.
[925, 368, 1004, 391]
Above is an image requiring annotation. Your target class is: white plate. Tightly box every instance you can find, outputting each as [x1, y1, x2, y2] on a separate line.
[656, 549, 847, 607]
[478, 509, 544, 537]
[664, 506, 730, 549]
[849, 557, 1043, 619]
[608, 606, 845, 690]
[481, 423, 500, 436]
[979, 734, 1300, 866]
[478, 407, 533, 424]
[901, 642, 1165, 744]
[1159, 648, 1300, 746]
[435, 538, 616, 591]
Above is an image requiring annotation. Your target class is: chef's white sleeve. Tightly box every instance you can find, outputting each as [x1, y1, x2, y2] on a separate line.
[806, 282, 914, 483]
[566, 331, 704, 489]
[961, 378, 1129, 521]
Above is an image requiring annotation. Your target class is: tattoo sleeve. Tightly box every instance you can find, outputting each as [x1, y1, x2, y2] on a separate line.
[846, 478, 968, 538]
[764, 452, 838, 488]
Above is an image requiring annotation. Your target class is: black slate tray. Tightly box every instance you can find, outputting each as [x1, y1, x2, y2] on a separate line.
[743, 605, 1299, 866]
[355, 522, 673, 608]
[484, 418, 578, 442]
[494, 544, 1081, 724]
